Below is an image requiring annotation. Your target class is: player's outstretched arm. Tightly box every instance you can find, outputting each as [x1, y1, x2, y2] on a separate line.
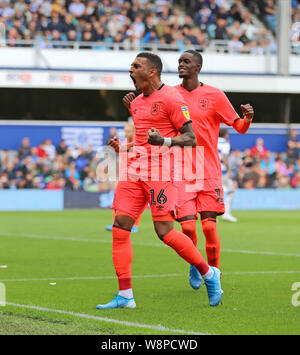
[233, 104, 254, 134]
[147, 122, 196, 147]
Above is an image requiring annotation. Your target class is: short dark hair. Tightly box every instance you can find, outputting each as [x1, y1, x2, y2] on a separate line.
[219, 128, 228, 138]
[136, 52, 163, 76]
[184, 50, 203, 68]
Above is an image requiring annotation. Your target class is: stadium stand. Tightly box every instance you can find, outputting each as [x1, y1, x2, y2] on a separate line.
[0, 130, 299, 191]
[0, 0, 299, 54]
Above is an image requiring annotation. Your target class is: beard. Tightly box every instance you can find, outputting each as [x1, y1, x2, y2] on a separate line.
[178, 72, 187, 79]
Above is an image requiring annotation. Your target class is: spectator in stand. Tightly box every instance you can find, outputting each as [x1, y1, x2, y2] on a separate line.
[56, 139, 68, 156]
[65, 161, 80, 186]
[85, 145, 95, 161]
[291, 171, 300, 188]
[228, 35, 244, 53]
[228, 0, 243, 23]
[7, 27, 21, 46]
[2, 0, 296, 56]
[107, 13, 123, 37]
[18, 137, 31, 161]
[48, 12, 65, 33]
[83, 170, 98, 192]
[249, 39, 263, 55]
[75, 147, 89, 172]
[214, 18, 229, 40]
[240, 12, 257, 41]
[250, 137, 268, 159]
[69, 0, 86, 19]
[14, 0, 27, 14]
[105, 127, 117, 145]
[37, 141, 47, 158]
[263, 0, 277, 34]
[40, 0, 52, 17]
[227, 20, 243, 39]
[24, 172, 34, 188]
[43, 138, 56, 161]
[132, 15, 145, 39]
[275, 153, 289, 180]
[260, 151, 276, 187]
[287, 129, 300, 160]
[67, 29, 77, 44]
[46, 173, 65, 190]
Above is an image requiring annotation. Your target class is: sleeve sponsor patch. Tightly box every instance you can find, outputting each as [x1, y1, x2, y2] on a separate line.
[181, 106, 191, 120]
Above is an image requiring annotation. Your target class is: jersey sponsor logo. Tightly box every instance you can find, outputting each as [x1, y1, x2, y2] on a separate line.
[151, 102, 162, 116]
[181, 106, 190, 120]
[199, 98, 208, 111]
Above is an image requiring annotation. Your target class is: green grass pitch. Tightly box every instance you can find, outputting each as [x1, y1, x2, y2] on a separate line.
[0, 209, 299, 335]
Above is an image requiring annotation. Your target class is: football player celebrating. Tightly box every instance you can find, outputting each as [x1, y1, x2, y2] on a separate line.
[96, 52, 223, 309]
[175, 50, 254, 289]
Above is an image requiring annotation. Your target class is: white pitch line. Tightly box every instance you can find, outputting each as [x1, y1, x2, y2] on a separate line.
[221, 248, 300, 257]
[1, 231, 300, 257]
[0, 232, 162, 248]
[5, 302, 207, 335]
[1, 270, 300, 283]
[0, 273, 184, 282]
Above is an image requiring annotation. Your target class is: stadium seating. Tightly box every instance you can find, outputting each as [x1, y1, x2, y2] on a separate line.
[0, 0, 299, 54]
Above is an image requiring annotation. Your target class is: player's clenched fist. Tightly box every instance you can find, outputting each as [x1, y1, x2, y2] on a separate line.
[240, 104, 254, 122]
[122, 92, 136, 109]
[108, 136, 121, 152]
[147, 127, 164, 145]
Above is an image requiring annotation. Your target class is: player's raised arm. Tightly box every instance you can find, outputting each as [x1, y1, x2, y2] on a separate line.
[233, 103, 254, 134]
[107, 136, 120, 152]
[147, 122, 196, 147]
[122, 92, 136, 110]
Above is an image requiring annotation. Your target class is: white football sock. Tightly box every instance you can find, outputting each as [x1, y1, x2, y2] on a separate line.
[202, 267, 214, 280]
[119, 288, 133, 299]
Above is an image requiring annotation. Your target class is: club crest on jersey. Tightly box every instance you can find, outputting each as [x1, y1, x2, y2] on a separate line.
[199, 99, 208, 110]
[151, 102, 161, 116]
[181, 106, 190, 120]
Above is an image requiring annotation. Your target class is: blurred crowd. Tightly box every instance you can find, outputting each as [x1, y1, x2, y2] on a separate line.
[0, 137, 106, 191]
[0, 0, 299, 54]
[229, 130, 300, 189]
[0, 129, 299, 191]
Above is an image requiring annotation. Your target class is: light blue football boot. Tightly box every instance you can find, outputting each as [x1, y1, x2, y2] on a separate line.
[106, 225, 138, 232]
[96, 294, 136, 309]
[105, 224, 113, 231]
[204, 267, 224, 306]
[189, 265, 202, 290]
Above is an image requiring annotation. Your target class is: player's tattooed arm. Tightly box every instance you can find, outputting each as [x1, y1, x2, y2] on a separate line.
[147, 122, 196, 147]
[175, 122, 197, 147]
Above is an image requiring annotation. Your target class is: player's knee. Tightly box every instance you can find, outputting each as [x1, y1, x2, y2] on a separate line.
[201, 220, 216, 236]
[153, 221, 173, 240]
[113, 215, 135, 232]
[181, 223, 195, 236]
